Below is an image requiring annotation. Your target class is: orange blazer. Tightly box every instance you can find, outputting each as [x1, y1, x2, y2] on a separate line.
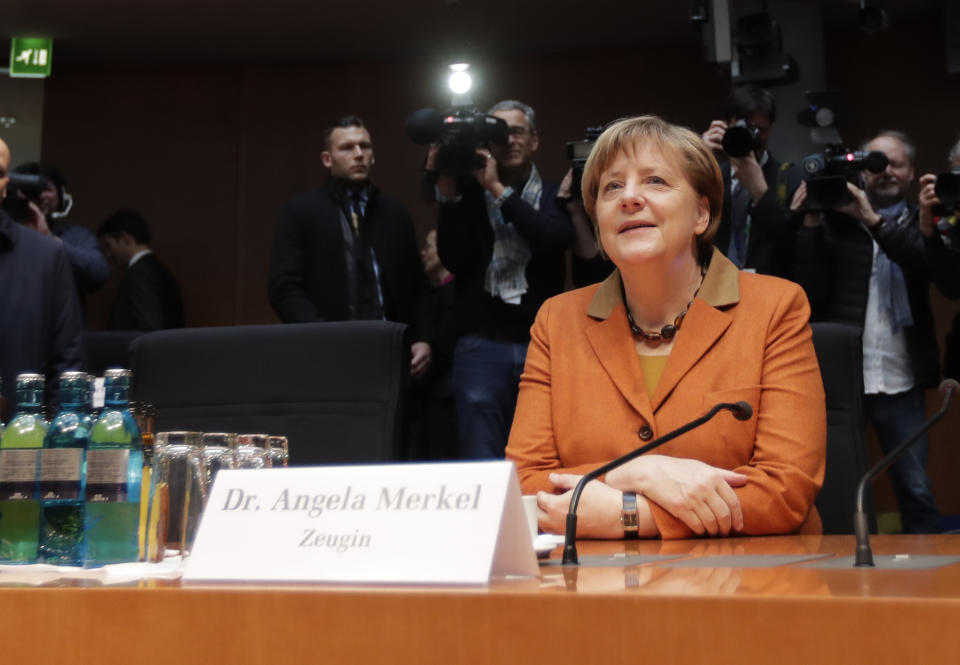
[505, 249, 827, 539]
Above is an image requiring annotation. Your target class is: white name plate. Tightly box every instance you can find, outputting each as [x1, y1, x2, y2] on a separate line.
[183, 460, 539, 585]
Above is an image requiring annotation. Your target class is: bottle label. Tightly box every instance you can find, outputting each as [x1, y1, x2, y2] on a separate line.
[86, 449, 130, 502]
[40, 448, 84, 499]
[0, 449, 40, 500]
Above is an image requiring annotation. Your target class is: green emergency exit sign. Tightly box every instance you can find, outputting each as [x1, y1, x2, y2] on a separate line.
[9, 38, 53, 78]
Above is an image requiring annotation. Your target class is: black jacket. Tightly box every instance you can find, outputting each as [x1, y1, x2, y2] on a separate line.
[107, 252, 184, 332]
[268, 180, 430, 341]
[0, 211, 83, 408]
[713, 155, 804, 279]
[794, 207, 941, 389]
[436, 177, 573, 342]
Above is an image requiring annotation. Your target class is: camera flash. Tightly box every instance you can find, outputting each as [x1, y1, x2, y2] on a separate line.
[448, 64, 472, 94]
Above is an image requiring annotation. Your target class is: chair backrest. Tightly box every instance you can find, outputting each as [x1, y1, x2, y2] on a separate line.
[810, 321, 874, 534]
[130, 321, 409, 466]
[82, 331, 145, 376]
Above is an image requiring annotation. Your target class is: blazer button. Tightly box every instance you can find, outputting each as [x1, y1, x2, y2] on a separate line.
[638, 424, 653, 441]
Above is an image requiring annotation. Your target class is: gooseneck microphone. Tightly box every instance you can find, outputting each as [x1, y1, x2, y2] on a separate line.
[561, 401, 753, 565]
[853, 379, 960, 567]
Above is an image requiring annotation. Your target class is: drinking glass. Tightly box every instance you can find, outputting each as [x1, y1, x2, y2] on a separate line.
[235, 434, 271, 469]
[148, 431, 203, 561]
[267, 435, 289, 468]
[200, 432, 237, 498]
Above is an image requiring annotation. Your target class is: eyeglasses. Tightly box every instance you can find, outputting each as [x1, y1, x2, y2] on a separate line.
[507, 125, 532, 138]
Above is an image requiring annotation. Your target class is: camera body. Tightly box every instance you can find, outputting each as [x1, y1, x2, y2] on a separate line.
[722, 119, 763, 159]
[1, 173, 49, 223]
[565, 127, 604, 202]
[935, 168, 960, 216]
[435, 107, 509, 174]
[800, 146, 888, 211]
[406, 106, 509, 175]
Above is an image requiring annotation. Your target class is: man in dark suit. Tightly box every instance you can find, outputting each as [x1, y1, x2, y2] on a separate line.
[97, 209, 185, 331]
[702, 85, 803, 278]
[268, 115, 432, 378]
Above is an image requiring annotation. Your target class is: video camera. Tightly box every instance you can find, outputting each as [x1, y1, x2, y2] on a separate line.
[406, 106, 509, 175]
[1, 173, 49, 223]
[935, 168, 960, 217]
[796, 91, 888, 211]
[565, 127, 604, 202]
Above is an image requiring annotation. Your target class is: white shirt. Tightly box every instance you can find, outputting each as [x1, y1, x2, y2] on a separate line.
[862, 238, 914, 395]
[128, 249, 153, 268]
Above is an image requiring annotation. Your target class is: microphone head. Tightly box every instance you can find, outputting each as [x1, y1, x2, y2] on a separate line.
[939, 378, 960, 398]
[864, 150, 889, 173]
[732, 401, 753, 421]
[405, 108, 443, 145]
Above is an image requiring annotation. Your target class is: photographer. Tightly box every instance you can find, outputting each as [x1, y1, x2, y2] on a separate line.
[428, 100, 573, 459]
[915, 138, 960, 298]
[917, 136, 960, 381]
[0, 139, 83, 413]
[11, 162, 109, 317]
[792, 130, 941, 534]
[701, 85, 802, 277]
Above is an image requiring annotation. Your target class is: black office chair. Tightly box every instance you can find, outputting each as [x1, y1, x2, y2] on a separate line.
[810, 322, 875, 534]
[129, 321, 409, 466]
[82, 330, 145, 375]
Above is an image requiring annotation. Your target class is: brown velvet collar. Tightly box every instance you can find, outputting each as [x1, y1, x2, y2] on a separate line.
[586, 247, 740, 321]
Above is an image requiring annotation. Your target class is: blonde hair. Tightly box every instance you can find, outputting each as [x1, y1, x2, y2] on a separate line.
[581, 115, 724, 261]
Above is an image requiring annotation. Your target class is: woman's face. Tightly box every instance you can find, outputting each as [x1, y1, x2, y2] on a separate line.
[594, 140, 710, 270]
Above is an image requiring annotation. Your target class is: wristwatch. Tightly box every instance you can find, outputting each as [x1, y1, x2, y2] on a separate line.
[621, 491, 639, 539]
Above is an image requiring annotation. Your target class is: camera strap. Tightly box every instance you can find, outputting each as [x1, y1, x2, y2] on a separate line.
[775, 162, 793, 209]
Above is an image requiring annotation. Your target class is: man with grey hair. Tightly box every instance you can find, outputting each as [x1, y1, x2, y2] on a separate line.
[793, 129, 942, 533]
[427, 99, 573, 459]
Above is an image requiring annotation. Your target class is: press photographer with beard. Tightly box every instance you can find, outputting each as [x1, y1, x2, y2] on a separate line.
[792, 130, 942, 534]
[428, 100, 573, 460]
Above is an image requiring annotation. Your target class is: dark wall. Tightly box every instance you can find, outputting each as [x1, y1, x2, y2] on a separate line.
[41, 47, 728, 330]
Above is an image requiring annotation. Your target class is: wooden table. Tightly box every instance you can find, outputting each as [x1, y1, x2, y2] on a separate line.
[2, 535, 958, 665]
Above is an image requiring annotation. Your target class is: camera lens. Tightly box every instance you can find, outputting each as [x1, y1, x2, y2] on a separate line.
[722, 125, 756, 158]
[935, 172, 960, 208]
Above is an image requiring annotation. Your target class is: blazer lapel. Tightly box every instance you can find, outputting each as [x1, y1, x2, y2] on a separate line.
[651, 249, 741, 411]
[585, 272, 654, 420]
[650, 300, 731, 411]
[585, 313, 654, 419]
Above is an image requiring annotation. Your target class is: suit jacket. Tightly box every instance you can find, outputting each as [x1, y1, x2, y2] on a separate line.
[107, 253, 185, 331]
[505, 249, 826, 539]
[713, 155, 803, 279]
[268, 180, 430, 341]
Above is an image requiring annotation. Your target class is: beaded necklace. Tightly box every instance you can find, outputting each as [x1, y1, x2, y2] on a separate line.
[624, 265, 706, 344]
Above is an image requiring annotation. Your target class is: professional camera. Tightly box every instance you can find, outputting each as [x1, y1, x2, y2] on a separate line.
[934, 168, 960, 216]
[406, 106, 509, 175]
[722, 119, 763, 158]
[796, 91, 888, 210]
[1, 173, 49, 223]
[565, 127, 604, 202]
[800, 148, 889, 210]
